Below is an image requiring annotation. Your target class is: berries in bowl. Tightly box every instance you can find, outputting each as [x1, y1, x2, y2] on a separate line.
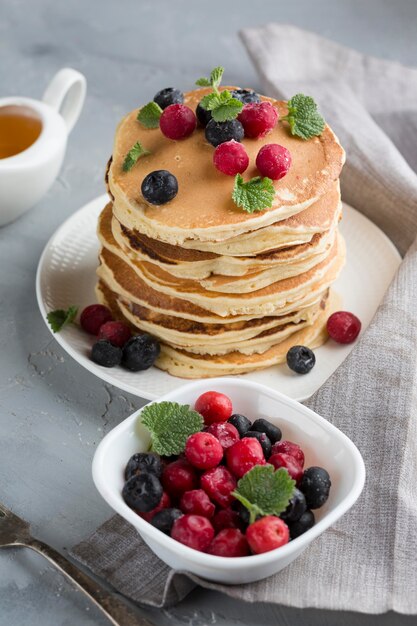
[92, 378, 365, 584]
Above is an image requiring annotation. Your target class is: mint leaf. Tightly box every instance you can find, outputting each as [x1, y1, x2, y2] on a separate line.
[281, 94, 325, 140]
[200, 90, 243, 122]
[137, 101, 162, 129]
[195, 77, 212, 87]
[232, 174, 275, 213]
[122, 141, 151, 172]
[47, 306, 78, 333]
[141, 401, 204, 456]
[232, 465, 296, 524]
[196, 66, 224, 90]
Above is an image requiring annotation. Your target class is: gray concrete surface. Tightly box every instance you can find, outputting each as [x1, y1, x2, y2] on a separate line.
[1, 0, 417, 624]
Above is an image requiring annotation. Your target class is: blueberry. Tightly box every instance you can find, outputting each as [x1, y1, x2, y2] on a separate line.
[233, 501, 250, 526]
[196, 101, 212, 127]
[299, 467, 331, 509]
[286, 345, 316, 375]
[125, 452, 163, 481]
[153, 87, 184, 110]
[122, 473, 163, 512]
[244, 431, 272, 458]
[230, 88, 260, 104]
[205, 119, 244, 147]
[289, 510, 315, 539]
[122, 334, 161, 371]
[141, 170, 178, 205]
[91, 340, 122, 367]
[151, 508, 183, 534]
[280, 488, 307, 523]
[251, 418, 282, 444]
[228, 413, 252, 437]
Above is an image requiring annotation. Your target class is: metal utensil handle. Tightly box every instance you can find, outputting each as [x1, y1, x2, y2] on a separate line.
[24, 537, 154, 626]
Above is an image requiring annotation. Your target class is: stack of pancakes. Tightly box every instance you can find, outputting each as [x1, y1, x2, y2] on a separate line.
[96, 88, 345, 378]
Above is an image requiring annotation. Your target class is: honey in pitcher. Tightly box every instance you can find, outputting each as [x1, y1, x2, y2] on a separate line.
[0, 105, 42, 159]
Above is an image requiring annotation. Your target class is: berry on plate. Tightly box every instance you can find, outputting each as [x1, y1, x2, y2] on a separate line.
[227, 413, 252, 437]
[180, 489, 215, 518]
[286, 345, 316, 374]
[206, 422, 240, 450]
[98, 320, 131, 348]
[205, 119, 244, 147]
[207, 528, 250, 557]
[171, 514, 215, 552]
[91, 340, 122, 368]
[80, 304, 113, 335]
[299, 467, 331, 509]
[159, 103, 196, 140]
[238, 101, 278, 138]
[289, 509, 315, 539]
[226, 438, 265, 478]
[201, 466, 237, 508]
[185, 432, 223, 470]
[122, 473, 163, 513]
[124, 452, 163, 481]
[256, 144, 291, 180]
[122, 334, 160, 371]
[269, 452, 304, 483]
[213, 140, 249, 176]
[327, 311, 362, 344]
[153, 87, 184, 110]
[162, 459, 199, 497]
[151, 507, 183, 534]
[271, 440, 305, 468]
[195, 391, 233, 425]
[141, 170, 178, 205]
[246, 515, 289, 554]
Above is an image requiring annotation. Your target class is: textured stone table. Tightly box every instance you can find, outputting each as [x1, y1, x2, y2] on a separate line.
[1, 1, 417, 624]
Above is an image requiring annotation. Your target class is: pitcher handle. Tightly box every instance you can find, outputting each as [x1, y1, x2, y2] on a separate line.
[42, 68, 87, 134]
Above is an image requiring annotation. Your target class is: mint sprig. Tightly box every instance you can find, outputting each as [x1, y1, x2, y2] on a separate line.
[232, 174, 275, 213]
[122, 141, 151, 172]
[196, 66, 243, 122]
[232, 465, 296, 524]
[137, 101, 162, 129]
[141, 401, 203, 456]
[47, 306, 78, 333]
[281, 94, 325, 140]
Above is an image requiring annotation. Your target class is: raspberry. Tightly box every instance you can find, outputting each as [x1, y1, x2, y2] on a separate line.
[271, 440, 305, 468]
[246, 516, 289, 554]
[269, 452, 304, 483]
[180, 489, 215, 518]
[195, 391, 233, 425]
[139, 491, 171, 522]
[238, 101, 278, 139]
[206, 422, 240, 450]
[213, 140, 249, 176]
[161, 459, 198, 497]
[159, 104, 196, 140]
[212, 508, 244, 533]
[171, 514, 214, 552]
[256, 144, 291, 180]
[98, 321, 131, 348]
[327, 311, 362, 344]
[226, 438, 265, 478]
[207, 528, 250, 557]
[201, 466, 237, 508]
[80, 304, 113, 335]
[185, 432, 223, 470]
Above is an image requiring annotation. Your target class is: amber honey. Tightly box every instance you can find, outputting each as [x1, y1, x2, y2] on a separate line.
[0, 105, 42, 159]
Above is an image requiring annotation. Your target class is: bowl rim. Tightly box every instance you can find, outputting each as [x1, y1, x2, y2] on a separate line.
[92, 377, 365, 568]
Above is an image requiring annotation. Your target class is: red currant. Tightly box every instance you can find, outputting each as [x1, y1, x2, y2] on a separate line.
[195, 391, 233, 425]
[238, 101, 278, 138]
[159, 104, 196, 140]
[206, 422, 240, 451]
[212, 507, 244, 533]
[226, 438, 265, 478]
[207, 528, 250, 557]
[201, 466, 237, 508]
[269, 452, 303, 483]
[185, 432, 223, 470]
[161, 459, 198, 497]
[80, 304, 113, 335]
[139, 491, 171, 522]
[213, 140, 249, 176]
[171, 514, 214, 552]
[327, 311, 362, 344]
[256, 144, 291, 180]
[180, 489, 215, 518]
[246, 515, 289, 554]
[271, 440, 305, 468]
[98, 321, 131, 348]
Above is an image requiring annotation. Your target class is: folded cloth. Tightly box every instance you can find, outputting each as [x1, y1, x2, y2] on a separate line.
[71, 25, 417, 614]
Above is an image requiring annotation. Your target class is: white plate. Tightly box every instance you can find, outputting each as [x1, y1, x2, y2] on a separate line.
[36, 195, 401, 401]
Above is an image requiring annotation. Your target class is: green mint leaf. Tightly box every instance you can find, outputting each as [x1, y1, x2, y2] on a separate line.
[199, 90, 243, 121]
[122, 141, 151, 172]
[195, 77, 211, 87]
[281, 94, 325, 140]
[47, 306, 78, 333]
[137, 101, 162, 129]
[232, 465, 296, 524]
[209, 66, 224, 89]
[232, 174, 275, 213]
[141, 401, 204, 456]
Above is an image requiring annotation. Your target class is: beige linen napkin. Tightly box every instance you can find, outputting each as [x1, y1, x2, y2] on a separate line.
[72, 26, 417, 613]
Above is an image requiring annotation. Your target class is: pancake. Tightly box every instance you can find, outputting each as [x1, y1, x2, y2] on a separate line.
[109, 88, 345, 245]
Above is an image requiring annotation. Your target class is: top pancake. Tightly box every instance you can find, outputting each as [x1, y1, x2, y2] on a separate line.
[108, 88, 345, 245]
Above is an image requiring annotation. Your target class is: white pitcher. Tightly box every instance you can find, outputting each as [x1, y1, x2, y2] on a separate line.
[0, 68, 86, 226]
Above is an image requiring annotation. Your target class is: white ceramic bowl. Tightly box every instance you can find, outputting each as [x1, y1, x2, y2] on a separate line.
[92, 378, 365, 584]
